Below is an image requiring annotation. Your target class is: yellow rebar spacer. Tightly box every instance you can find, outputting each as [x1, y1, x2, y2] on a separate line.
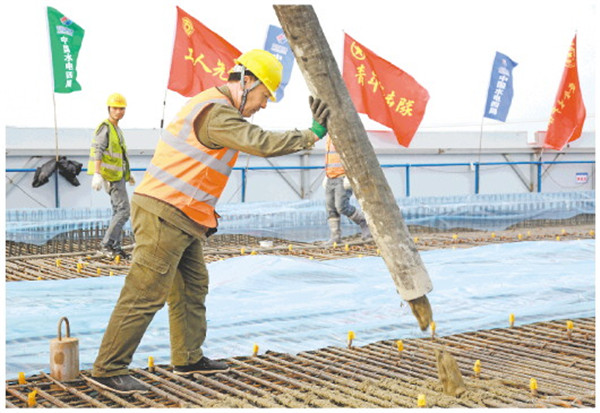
[344, 244, 350, 252]
[240, 247, 246, 255]
[288, 244, 293, 251]
[509, 313, 515, 327]
[396, 340, 404, 352]
[530, 377, 538, 396]
[55, 258, 62, 267]
[347, 330, 355, 348]
[430, 321, 436, 338]
[417, 394, 426, 408]
[566, 320, 574, 340]
[27, 390, 37, 407]
[148, 356, 154, 369]
[473, 359, 481, 375]
[18, 372, 26, 385]
[252, 343, 259, 356]
[114, 255, 121, 264]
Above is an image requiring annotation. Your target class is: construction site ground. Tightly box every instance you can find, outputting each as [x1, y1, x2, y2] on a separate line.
[5, 223, 596, 408]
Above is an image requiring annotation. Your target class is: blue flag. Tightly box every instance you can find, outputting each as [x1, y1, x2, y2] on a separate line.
[483, 52, 518, 122]
[263, 25, 294, 102]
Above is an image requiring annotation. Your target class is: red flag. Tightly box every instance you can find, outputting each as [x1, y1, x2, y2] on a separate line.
[343, 33, 429, 147]
[168, 7, 241, 97]
[543, 35, 586, 150]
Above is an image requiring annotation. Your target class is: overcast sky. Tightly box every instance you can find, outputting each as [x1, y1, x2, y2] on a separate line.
[1, 0, 597, 136]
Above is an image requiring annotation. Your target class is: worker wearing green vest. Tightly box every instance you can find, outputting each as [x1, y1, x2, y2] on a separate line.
[88, 93, 134, 259]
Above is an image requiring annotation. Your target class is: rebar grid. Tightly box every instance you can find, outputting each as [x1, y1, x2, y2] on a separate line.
[5, 225, 595, 281]
[6, 317, 595, 408]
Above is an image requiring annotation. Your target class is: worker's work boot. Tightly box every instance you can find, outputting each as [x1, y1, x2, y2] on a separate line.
[349, 210, 372, 241]
[88, 374, 149, 395]
[173, 357, 230, 375]
[112, 244, 131, 260]
[98, 244, 115, 259]
[326, 217, 342, 246]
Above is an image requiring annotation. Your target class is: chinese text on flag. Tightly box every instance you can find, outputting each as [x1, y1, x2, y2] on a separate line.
[168, 7, 241, 97]
[543, 35, 586, 150]
[342, 33, 429, 147]
[483, 52, 517, 122]
[47, 7, 84, 93]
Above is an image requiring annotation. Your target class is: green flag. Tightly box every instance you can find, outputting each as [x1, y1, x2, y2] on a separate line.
[47, 7, 84, 93]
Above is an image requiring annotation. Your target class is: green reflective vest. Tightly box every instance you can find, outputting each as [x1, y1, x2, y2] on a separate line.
[87, 120, 130, 182]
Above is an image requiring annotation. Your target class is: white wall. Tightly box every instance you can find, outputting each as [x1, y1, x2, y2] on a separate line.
[5, 127, 595, 209]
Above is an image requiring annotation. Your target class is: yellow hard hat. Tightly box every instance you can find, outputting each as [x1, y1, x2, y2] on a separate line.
[235, 50, 282, 101]
[107, 93, 127, 108]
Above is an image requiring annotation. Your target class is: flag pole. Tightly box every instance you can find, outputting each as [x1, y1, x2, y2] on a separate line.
[477, 116, 484, 165]
[160, 88, 168, 137]
[47, 8, 60, 207]
[52, 93, 59, 162]
[160, 6, 178, 138]
[51, 92, 60, 207]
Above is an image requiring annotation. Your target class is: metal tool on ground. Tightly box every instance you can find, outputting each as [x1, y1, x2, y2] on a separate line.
[49, 317, 79, 382]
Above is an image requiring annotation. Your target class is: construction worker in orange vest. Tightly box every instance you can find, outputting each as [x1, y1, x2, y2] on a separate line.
[89, 49, 330, 395]
[324, 135, 372, 244]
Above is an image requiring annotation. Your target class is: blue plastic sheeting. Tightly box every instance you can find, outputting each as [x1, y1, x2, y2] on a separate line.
[5, 239, 594, 378]
[5, 191, 595, 244]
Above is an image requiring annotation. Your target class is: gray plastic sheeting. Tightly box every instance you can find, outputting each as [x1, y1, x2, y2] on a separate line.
[5, 239, 594, 378]
[5, 191, 595, 244]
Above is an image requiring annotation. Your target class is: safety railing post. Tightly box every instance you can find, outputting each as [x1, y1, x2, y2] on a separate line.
[537, 161, 543, 193]
[475, 163, 480, 195]
[241, 169, 247, 203]
[54, 169, 60, 208]
[405, 165, 410, 197]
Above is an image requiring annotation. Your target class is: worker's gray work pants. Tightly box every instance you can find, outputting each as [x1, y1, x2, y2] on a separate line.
[92, 203, 209, 377]
[325, 177, 356, 219]
[102, 178, 130, 248]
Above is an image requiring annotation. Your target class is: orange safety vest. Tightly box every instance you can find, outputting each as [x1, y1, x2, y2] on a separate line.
[325, 135, 345, 178]
[135, 88, 239, 228]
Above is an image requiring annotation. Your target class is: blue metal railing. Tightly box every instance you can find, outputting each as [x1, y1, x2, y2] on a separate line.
[230, 160, 595, 200]
[6, 160, 595, 206]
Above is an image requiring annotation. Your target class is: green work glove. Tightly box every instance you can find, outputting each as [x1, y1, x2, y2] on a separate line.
[310, 119, 327, 139]
[309, 96, 330, 139]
